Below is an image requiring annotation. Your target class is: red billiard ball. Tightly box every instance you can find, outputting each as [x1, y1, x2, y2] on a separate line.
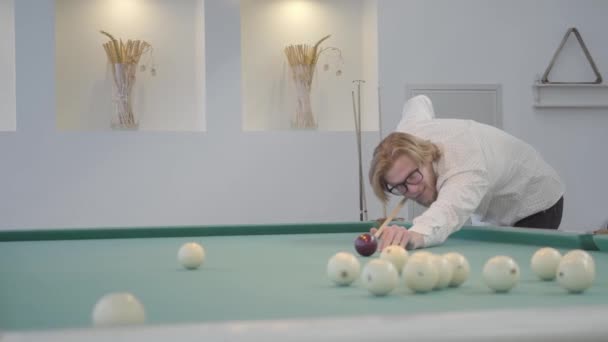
[354, 233, 378, 257]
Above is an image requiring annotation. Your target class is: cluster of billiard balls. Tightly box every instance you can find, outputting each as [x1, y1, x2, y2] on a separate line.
[91, 242, 206, 327]
[328, 247, 470, 295]
[327, 234, 597, 296]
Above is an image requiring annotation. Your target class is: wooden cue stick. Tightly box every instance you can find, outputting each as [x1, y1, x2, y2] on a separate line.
[356, 81, 367, 221]
[374, 197, 407, 238]
[352, 90, 364, 221]
[377, 86, 387, 218]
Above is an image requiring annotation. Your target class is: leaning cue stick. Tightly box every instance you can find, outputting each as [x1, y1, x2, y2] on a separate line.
[377, 86, 387, 218]
[374, 197, 407, 239]
[356, 80, 368, 221]
[351, 90, 364, 221]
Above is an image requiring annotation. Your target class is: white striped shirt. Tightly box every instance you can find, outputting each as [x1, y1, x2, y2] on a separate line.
[396, 95, 565, 247]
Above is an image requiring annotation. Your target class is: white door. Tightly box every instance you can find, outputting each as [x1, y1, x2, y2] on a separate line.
[405, 84, 502, 223]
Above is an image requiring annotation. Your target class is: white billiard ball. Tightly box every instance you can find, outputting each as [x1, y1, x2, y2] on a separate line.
[563, 250, 595, 268]
[530, 247, 562, 281]
[482, 256, 520, 293]
[380, 245, 409, 273]
[402, 256, 439, 293]
[443, 252, 470, 287]
[361, 259, 399, 296]
[92, 292, 146, 327]
[327, 252, 361, 286]
[178, 242, 205, 270]
[557, 256, 595, 293]
[430, 255, 454, 290]
[410, 251, 434, 261]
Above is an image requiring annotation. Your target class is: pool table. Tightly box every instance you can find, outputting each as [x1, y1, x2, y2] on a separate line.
[1, 221, 608, 341]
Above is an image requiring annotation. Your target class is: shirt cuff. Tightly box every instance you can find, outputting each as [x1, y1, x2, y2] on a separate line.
[409, 224, 446, 248]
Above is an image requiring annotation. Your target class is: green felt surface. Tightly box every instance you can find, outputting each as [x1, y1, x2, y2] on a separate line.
[0, 223, 606, 332]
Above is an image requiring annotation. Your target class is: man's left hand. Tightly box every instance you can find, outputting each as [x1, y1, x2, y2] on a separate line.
[369, 225, 425, 252]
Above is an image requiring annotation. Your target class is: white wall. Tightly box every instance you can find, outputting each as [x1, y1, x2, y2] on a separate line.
[0, 0, 374, 230]
[1, 0, 606, 232]
[0, 0, 16, 131]
[55, 0, 206, 131]
[378, 0, 608, 231]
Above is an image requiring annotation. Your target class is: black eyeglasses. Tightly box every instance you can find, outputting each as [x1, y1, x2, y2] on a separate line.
[385, 169, 423, 195]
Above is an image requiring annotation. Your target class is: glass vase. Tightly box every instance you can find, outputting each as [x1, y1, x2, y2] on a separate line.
[110, 63, 138, 130]
[290, 64, 317, 129]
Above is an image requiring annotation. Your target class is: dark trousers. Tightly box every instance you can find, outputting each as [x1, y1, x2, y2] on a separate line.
[513, 197, 564, 230]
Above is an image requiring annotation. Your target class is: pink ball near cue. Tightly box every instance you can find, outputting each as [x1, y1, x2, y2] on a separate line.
[354, 233, 378, 257]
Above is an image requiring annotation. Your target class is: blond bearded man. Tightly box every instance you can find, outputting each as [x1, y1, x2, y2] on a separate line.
[369, 95, 564, 251]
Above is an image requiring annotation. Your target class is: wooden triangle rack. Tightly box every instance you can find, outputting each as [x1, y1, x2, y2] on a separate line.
[541, 27, 603, 84]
